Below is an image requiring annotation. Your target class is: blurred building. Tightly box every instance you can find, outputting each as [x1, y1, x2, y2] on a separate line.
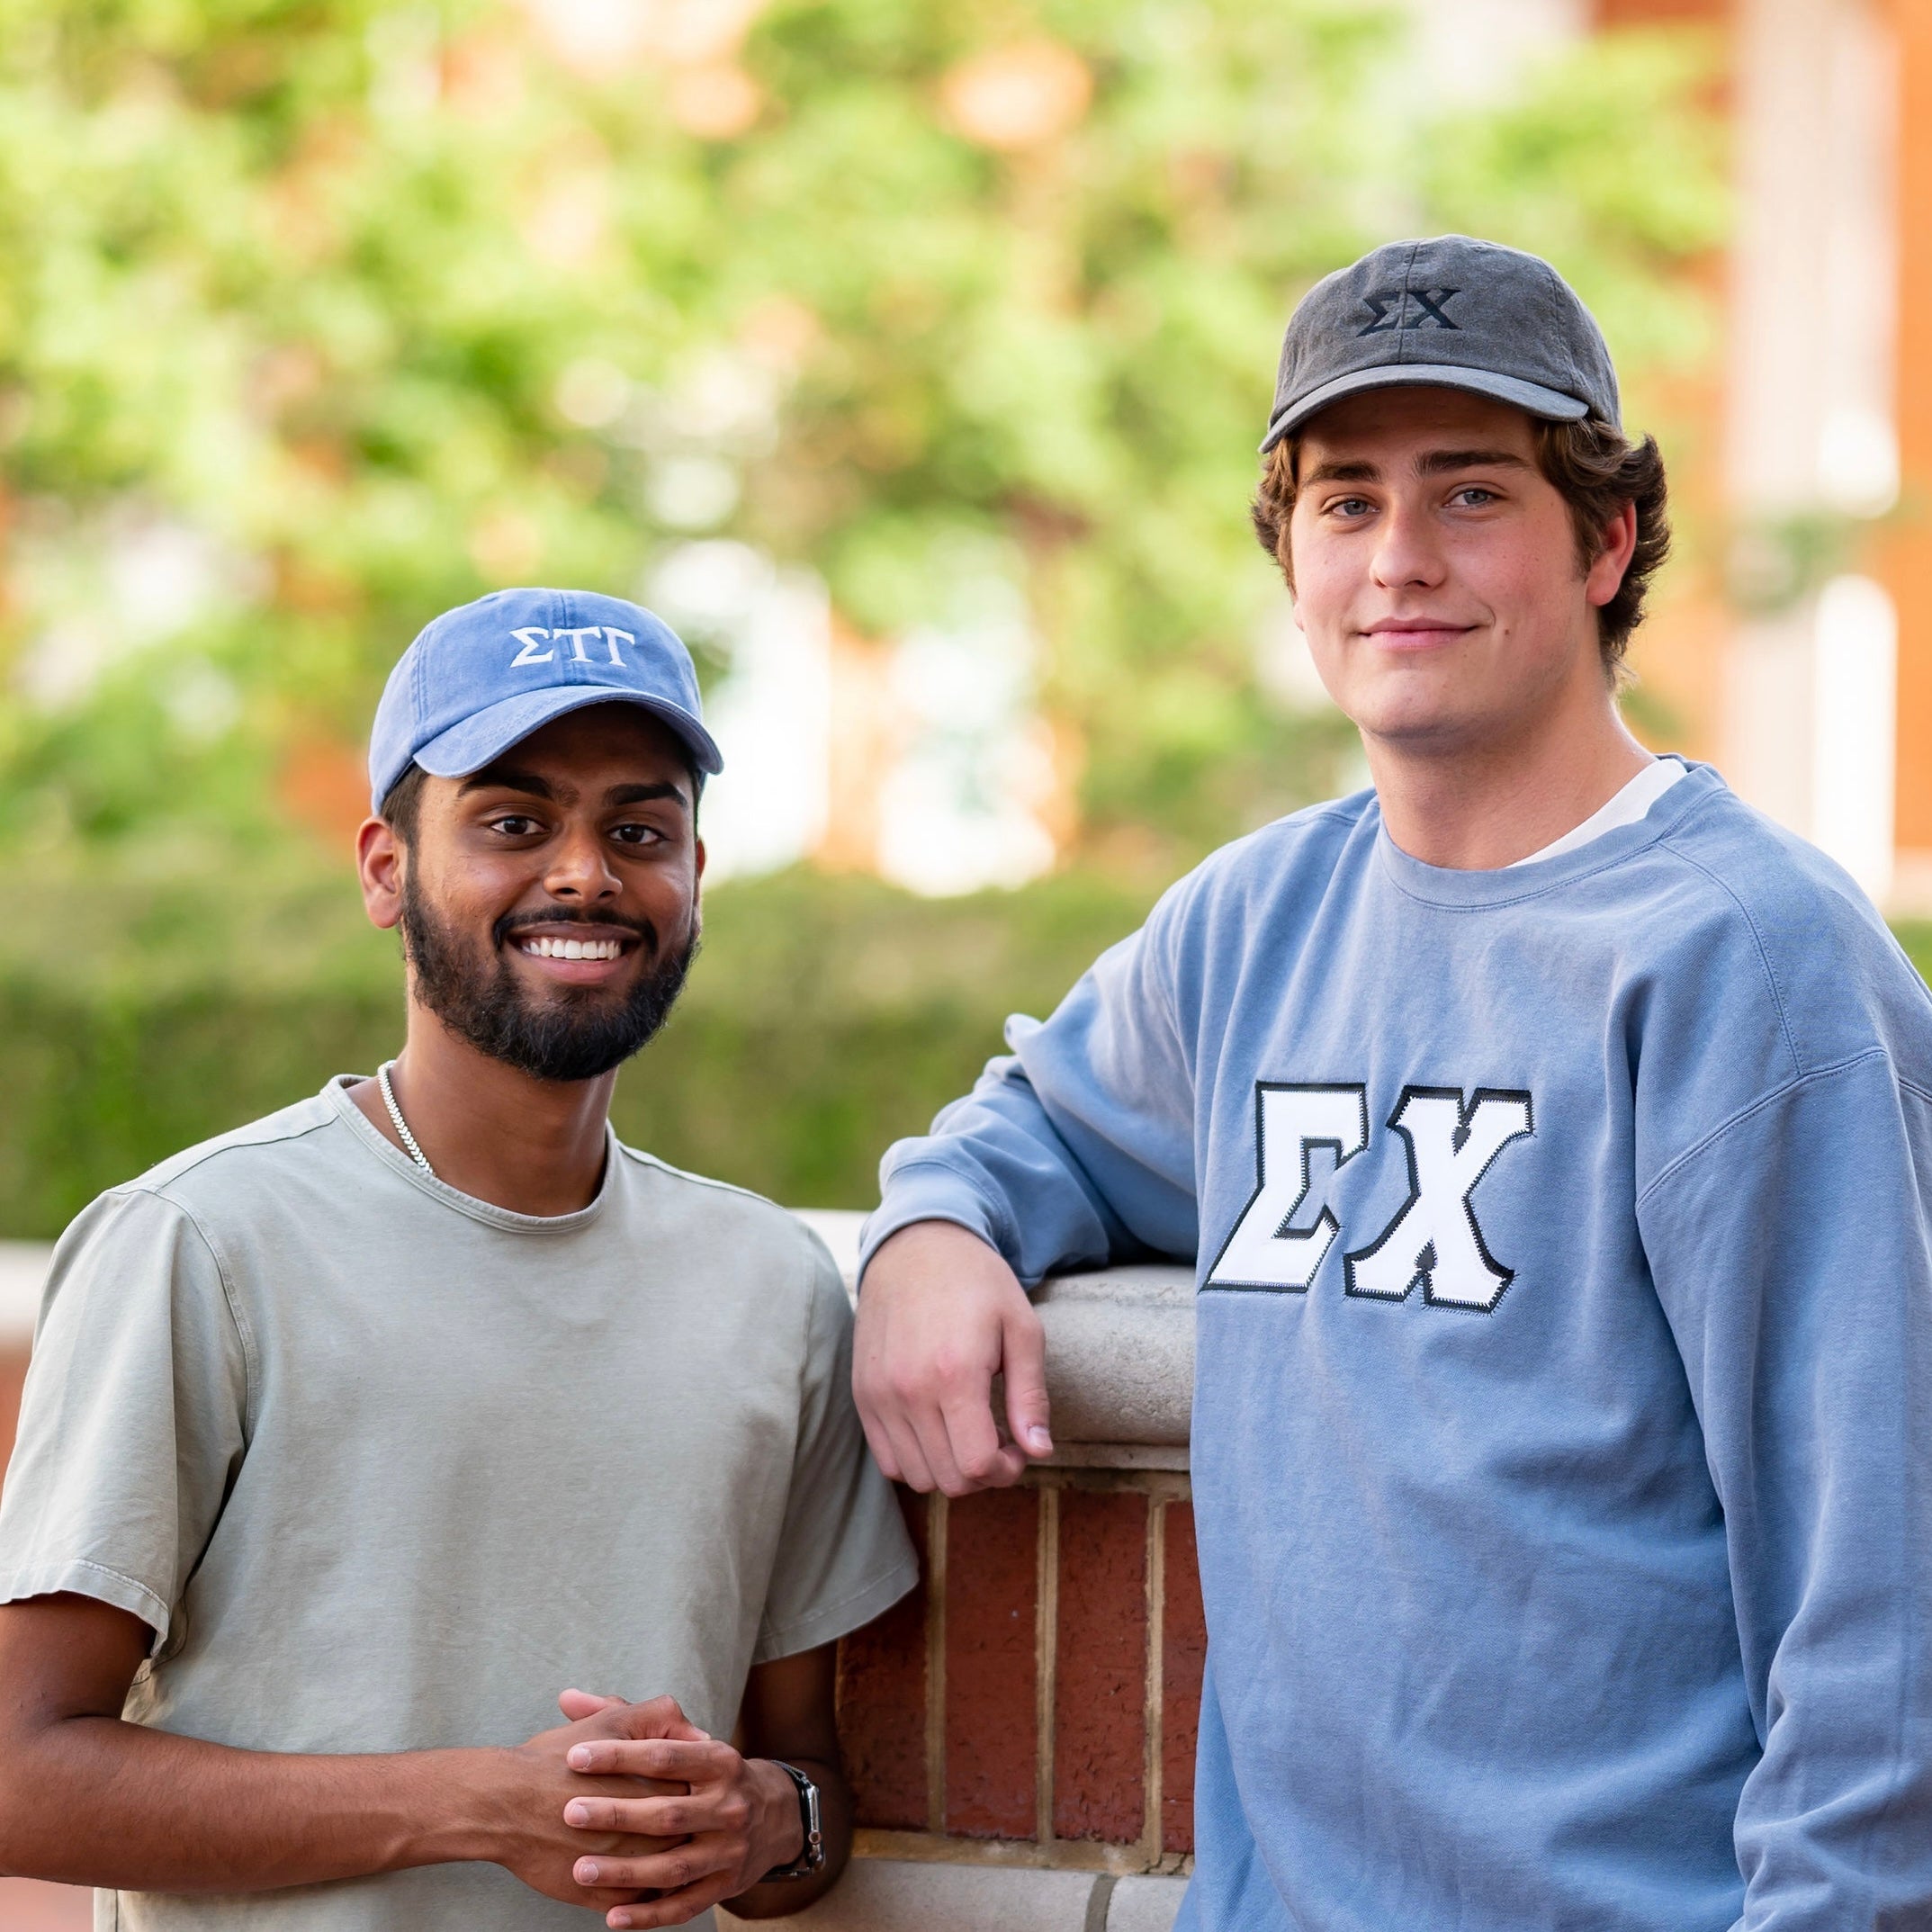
[707, 0, 1932, 909]
[1603, 0, 1928, 912]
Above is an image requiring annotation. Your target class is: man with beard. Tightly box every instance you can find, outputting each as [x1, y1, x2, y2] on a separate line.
[0, 589, 915, 1932]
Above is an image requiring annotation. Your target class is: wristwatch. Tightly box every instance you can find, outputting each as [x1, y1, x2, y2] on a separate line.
[759, 1760, 825, 1882]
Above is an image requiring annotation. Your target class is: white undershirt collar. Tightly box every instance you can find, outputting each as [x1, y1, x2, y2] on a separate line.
[1506, 756, 1688, 868]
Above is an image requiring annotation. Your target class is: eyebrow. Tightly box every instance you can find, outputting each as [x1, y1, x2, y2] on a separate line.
[1302, 448, 1534, 486]
[1415, 447, 1532, 476]
[459, 767, 553, 799]
[1303, 458, 1381, 484]
[607, 781, 689, 812]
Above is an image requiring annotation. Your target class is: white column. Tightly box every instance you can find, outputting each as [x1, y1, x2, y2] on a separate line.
[1723, 0, 1899, 896]
[1811, 575, 1898, 900]
[1401, 0, 1586, 103]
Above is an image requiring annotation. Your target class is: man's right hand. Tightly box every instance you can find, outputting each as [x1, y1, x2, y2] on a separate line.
[852, 1221, 1053, 1496]
[469, 1703, 684, 1912]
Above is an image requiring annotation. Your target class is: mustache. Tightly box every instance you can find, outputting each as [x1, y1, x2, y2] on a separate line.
[492, 906, 660, 951]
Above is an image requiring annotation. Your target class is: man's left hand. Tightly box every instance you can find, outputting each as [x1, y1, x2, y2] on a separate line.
[553, 1692, 805, 1929]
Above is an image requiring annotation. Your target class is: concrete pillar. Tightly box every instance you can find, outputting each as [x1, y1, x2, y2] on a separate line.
[1882, 0, 1932, 903]
[1724, 0, 1901, 901]
[1404, 0, 1587, 103]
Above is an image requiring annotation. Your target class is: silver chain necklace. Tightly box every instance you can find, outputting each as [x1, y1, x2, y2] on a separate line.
[376, 1061, 436, 1180]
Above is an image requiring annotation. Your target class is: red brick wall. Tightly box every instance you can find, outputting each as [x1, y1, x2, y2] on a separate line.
[1054, 1489, 1146, 1844]
[837, 1468, 1200, 1874]
[946, 1488, 1038, 1838]
[0, 1343, 28, 1490]
[837, 1486, 930, 1830]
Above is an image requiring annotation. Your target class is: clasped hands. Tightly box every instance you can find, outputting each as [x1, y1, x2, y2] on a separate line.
[504, 1687, 804, 1928]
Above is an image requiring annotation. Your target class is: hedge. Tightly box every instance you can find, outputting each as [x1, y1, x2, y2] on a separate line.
[4, 867, 1927, 1242]
[0, 867, 1160, 1238]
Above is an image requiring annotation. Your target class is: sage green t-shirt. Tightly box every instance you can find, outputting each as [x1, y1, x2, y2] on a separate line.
[0, 1078, 916, 1931]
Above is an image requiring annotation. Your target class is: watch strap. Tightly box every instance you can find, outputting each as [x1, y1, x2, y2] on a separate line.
[759, 1759, 825, 1882]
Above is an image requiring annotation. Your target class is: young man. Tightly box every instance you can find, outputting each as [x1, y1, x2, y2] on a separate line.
[853, 238, 1932, 1928]
[0, 589, 916, 1930]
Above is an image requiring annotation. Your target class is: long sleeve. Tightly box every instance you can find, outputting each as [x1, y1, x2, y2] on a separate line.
[1638, 1049, 1932, 1925]
[861, 896, 1201, 1287]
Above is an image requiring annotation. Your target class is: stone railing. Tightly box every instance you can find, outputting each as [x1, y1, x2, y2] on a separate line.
[0, 1226, 1200, 1932]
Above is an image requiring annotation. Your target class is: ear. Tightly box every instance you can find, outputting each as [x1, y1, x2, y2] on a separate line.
[358, 816, 405, 932]
[693, 833, 706, 885]
[1585, 499, 1639, 609]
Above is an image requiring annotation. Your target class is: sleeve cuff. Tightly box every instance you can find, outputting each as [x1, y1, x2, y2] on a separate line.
[0, 1557, 171, 1645]
[751, 1558, 920, 1666]
[858, 1164, 1011, 1289]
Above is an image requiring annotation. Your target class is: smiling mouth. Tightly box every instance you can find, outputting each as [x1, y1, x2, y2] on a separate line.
[515, 934, 626, 961]
[1363, 621, 1473, 651]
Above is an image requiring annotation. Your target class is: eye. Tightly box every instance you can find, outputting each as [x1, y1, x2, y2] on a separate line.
[488, 813, 544, 838]
[1327, 495, 1374, 519]
[1451, 486, 1499, 508]
[610, 821, 665, 847]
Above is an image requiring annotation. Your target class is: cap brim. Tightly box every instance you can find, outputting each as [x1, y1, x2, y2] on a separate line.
[1259, 364, 1590, 453]
[408, 686, 723, 797]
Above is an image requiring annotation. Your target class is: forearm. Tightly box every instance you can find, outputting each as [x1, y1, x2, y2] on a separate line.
[0, 1715, 502, 1892]
[721, 1753, 850, 1920]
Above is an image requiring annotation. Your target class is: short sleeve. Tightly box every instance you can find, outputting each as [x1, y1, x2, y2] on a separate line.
[0, 1187, 250, 1649]
[753, 1240, 916, 1664]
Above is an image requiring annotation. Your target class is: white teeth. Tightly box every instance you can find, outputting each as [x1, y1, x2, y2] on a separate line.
[519, 934, 621, 960]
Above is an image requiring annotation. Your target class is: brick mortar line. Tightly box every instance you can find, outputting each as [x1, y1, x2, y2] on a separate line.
[1143, 1494, 1166, 1864]
[1036, 1483, 1059, 1848]
[925, 1490, 948, 1834]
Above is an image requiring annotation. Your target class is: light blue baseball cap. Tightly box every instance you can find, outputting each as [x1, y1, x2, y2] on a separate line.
[367, 587, 723, 813]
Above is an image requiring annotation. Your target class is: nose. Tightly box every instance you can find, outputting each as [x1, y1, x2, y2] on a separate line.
[541, 821, 622, 905]
[1370, 497, 1448, 593]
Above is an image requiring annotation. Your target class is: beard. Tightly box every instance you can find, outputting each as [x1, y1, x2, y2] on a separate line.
[400, 876, 696, 1083]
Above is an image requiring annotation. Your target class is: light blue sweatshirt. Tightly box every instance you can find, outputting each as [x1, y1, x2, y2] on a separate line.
[862, 764, 1932, 1931]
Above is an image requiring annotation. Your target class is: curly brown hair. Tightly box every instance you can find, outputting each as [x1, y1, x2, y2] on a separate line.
[1249, 412, 1670, 679]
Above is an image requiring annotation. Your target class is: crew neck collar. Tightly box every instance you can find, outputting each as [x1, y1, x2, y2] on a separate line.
[325, 1074, 616, 1234]
[1373, 760, 1722, 909]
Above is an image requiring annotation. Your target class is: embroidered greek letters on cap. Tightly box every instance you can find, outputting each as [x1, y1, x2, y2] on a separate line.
[1356, 288, 1461, 337]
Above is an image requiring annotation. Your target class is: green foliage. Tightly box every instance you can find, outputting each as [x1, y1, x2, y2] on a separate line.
[0, 4, 1736, 1237]
[0, 864, 1159, 1236]
[1417, 31, 1727, 378]
[1895, 922, 1932, 988]
[0, 0, 1727, 874]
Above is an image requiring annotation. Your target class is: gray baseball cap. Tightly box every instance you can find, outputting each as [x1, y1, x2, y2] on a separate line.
[1260, 235, 1620, 452]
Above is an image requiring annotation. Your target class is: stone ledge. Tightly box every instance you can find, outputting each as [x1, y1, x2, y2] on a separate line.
[719, 1861, 1186, 1932]
[797, 1212, 1195, 1457]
